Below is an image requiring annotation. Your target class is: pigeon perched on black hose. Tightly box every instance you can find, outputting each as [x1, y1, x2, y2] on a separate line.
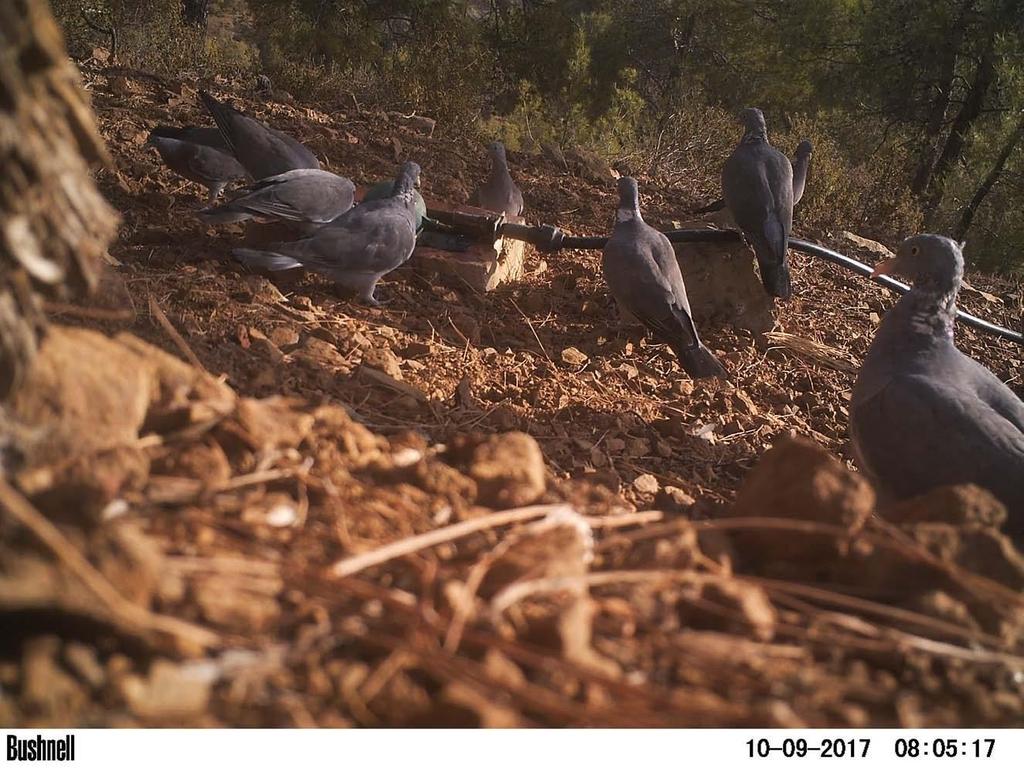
[850, 234, 1024, 540]
[472, 141, 524, 218]
[232, 162, 421, 306]
[722, 108, 794, 300]
[601, 177, 727, 379]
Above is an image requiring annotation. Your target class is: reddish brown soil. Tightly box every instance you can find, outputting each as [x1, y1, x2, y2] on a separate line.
[2, 65, 1023, 728]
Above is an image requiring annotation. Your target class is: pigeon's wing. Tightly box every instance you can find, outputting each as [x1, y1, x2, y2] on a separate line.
[724, 146, 793, 244]
[265, 126, 320, 172]
[231, 170, 354, 223]
[151, 125, 230, 151]
[722, 144, 794, 298]
[962, 354, 1024, 433]
[510, 183, 525, 217]
[281, 204, 417, 276]
[200, 91, 318, 179]
[154, 137, 243, 184]
[604, 226, 725, 378]
[185, 143, 247, 184]
[604, 228, 698, 349]
[852, 372, 1024, 508]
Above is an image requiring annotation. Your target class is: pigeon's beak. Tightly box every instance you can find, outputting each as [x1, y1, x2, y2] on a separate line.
[870, 258, 899, 278]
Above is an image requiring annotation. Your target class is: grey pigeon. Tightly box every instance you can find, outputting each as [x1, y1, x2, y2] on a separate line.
[792, 140, 813, 206]
[200, 90, 319, 180]
[694, 138, 812, 215]
[850, 234, 1024, 537]
[146, 127, 247, 203]
[364, 178, 427, 232]
[149, 125, 231, 151]
[601, 177, 727, 379]
[722, 108, 794, 299]
[472, 141, 524, 218]
[200, 169, 355, 232]
[232, 162, 421, 306]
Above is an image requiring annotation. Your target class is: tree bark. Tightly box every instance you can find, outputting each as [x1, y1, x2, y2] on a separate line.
[921, 31, 998, 212]
[181, 0, 212, 30]
[953, 110, 1024, 240]
[910, 0, 975, 195]
[0, 0, 119, 401]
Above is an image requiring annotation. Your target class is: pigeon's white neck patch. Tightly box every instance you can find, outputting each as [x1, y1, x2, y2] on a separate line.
[616, 206, 642, 223]
[743, 129, 768, 144]
[907, 286, 959, 342]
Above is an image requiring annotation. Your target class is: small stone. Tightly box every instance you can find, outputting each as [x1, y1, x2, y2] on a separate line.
[268, 325, 300, 348]
[392, 447, 424, 468]
[605, 437, 626, 453]
[120, 660, 213, 721]
[468, 432, 546, 508]
[560, 347, 589, 367]
[632, 473, 660, 495]
[658, 485, 696, 511]
[731, 436, 874, 529]
[64, 643, 106, 690]
[361, 346, 403, 379]
[625, 438, 650, 457]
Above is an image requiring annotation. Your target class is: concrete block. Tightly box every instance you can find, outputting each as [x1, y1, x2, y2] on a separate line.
[672, 220, 775, 335]
[412, 202, 527, 293]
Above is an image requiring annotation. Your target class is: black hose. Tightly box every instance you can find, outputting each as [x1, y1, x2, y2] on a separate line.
[786, 238, 1023, 346]
[496, 222, 1024, 346]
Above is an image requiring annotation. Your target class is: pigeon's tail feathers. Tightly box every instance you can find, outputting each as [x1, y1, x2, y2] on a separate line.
[199, 205, 251, 225]
[753, 248, 793, 300]
[673, 343, 728, 379]
[232, 248, 302, 272]
[199, 90, 239, 154]
[751, 214, 792, 299]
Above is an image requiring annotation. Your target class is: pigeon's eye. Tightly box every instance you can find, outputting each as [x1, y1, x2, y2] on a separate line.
[910, 245, 920, 256]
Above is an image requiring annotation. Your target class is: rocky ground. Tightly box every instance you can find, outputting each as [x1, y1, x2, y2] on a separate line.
[1, 64, 1023, 727]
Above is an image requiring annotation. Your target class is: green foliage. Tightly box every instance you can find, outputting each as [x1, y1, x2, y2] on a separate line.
[54, 0, 204, 72]
[50, 0, 1024, 272]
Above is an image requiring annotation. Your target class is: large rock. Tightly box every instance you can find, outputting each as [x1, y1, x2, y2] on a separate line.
[672, 220, 775, 334]
[725, 436, 875, 573]
[731, 435, 875, 528]
[7, 325, 234, 517]
[413, 200, 527, 292]
[451, 431, 547, 508]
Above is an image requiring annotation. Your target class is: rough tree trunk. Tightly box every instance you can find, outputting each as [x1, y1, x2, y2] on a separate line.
[181, 0, 212, 30]
[910, 0, 975, 195]
[921, 33, 998, 214]
[953, 110, 1024, 241]
[0, 0, 119, 401]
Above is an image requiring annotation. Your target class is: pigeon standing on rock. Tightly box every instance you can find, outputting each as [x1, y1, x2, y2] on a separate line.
[232, 162, 421, 306]
[200, 90, 319, 180]
[145, 126, 247, 203]
[722, 108, 794, 300]
[850, 234, 1024, 536]
[601, 177, 727, 379]
[791, 140, 813, 206]
[200, 168, 355, 233]
[472, 141, 524, 218]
